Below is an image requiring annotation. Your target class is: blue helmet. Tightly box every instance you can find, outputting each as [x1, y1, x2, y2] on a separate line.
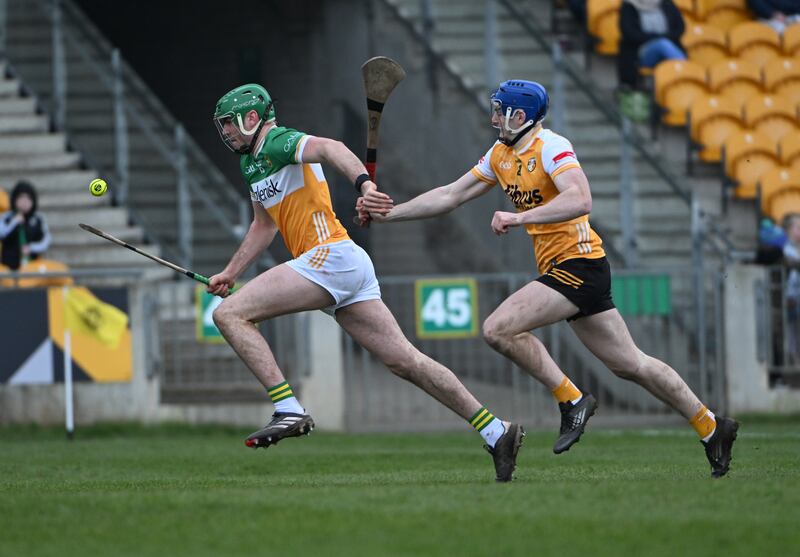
[490, 80, 549, 125]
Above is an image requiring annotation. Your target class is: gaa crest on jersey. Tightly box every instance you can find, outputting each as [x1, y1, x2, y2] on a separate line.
[527, 157, 536, 172]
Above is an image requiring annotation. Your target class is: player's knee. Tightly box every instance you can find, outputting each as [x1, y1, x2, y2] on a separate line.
[385, 353, 418, 379]
[212, 302, 236, 330]
[607, 352, 647, 381]
[482, 317, 509, 349]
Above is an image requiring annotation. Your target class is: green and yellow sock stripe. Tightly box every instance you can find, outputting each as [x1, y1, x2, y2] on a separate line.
[469, 407, 496, 432]
[267, 381, 295, 403]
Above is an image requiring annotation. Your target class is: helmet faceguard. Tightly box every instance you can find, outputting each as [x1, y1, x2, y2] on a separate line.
[213, 84, 275, 154]
[489, 80, 549, 146]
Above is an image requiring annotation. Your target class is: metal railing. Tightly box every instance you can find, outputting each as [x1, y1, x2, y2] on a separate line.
[9, 0, 271, 271]
[761, 266, 800, 378]
[344, 268, 727, 431]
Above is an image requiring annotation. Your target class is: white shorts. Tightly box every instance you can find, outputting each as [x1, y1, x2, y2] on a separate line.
[286, 239, 381, 313]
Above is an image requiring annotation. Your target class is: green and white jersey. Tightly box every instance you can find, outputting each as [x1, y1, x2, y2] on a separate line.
[240, 126, 348, 257]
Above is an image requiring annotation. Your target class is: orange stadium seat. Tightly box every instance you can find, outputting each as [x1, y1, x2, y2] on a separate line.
[779, 130, 800, 171]
[743, 94, 799, 145]
[674, 0, 699, 20]
[708, 58, 763, 103]
[16, 259, 74, 288]
[723, 130, 780, 198]
[689, 93, 746, 161]
[698, 0, 751, 31]
[764, 58, 800, 107]
[728, 22, 782, 68]
[760, 167, 800, 222]
[654, 60, 709, 126]
[783, 23, 800, 56]
[683, 24, 728, 67]
[588, 0, 621, 55]
[0, 263, 13, 287]
[0, 188, 8, 212]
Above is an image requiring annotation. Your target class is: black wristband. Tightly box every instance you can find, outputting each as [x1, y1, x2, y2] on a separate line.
[354, 173, 371, 194]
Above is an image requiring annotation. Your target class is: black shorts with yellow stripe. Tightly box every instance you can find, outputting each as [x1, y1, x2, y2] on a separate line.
[536, 257, 615, 321]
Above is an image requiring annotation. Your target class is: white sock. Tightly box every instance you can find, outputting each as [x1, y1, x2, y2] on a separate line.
[571, 394, 583, 405]
[274, 396, 305, 415]
[481, 419, 506, 448]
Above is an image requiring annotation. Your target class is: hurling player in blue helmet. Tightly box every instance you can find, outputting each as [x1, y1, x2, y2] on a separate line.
[359, 79, 738, 478]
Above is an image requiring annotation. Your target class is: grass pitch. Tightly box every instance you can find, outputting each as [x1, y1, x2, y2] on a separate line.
[1, 418, 798, 557]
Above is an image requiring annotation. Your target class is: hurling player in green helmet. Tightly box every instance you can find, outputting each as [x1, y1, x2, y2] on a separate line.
[207, 83, 525, 482]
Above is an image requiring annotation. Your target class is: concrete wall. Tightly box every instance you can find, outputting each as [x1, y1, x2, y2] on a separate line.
[724, 264, 800, 414]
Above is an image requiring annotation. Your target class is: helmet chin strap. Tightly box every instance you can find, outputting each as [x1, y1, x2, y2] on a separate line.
[498, 107, 535, 146]
[235, 102, 274, 154]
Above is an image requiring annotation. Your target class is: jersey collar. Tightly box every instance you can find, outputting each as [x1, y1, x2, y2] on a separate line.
[513, 127, 544, 156]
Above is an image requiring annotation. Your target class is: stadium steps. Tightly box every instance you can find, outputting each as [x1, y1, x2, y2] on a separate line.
[386, 0, 696, 269]
[5, 0, 245, 278]
[0, 60, 166, 280]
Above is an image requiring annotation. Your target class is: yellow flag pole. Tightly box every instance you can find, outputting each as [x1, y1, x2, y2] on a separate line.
[63, 286, 74, 440]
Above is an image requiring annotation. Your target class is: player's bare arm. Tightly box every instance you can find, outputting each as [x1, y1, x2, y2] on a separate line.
[302, 136, 394, 215]
[366, 171, 493, 223]
[491, 167, 592, 235]
[208, 203, 278, 297]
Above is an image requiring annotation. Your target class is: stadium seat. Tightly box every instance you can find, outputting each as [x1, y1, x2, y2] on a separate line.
[760, 167, 800, 222]
[783, 23, 800, 56]
[16, 259, 74, 288]
[728, 22, 782, 68]
[764, 57, 800, 107]
[682, 24, 728, 67]
[708, 58, 763, 102]
[587, 0, 621, 55]
[779, 130, 800, 171]
[689, 93, 746, 161]
[0, 263, 13, 287]
[743, 93, 799, 145]
[698, 0, 751, 31]
[654, 60, 709, 126]
[723, 130, 781, 198]
[0, 188, 8, 212]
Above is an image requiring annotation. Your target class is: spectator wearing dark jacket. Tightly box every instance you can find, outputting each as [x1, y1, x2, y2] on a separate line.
[747, 0, 800, 34]
[0, 181, 51, 270]
[618, 0, 686, 89]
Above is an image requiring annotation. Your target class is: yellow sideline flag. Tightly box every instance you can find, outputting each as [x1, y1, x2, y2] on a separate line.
[64, 287, 128, 349]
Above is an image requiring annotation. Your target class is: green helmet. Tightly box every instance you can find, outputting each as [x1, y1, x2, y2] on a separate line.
[213, 83, 275, 154]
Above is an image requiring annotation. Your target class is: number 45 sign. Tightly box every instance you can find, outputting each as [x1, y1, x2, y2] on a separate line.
[415, 278, 479, 339]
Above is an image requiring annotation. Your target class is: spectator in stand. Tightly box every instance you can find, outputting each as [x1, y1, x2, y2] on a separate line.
[783, 213, 800, 364]
[0, 180, 52, 270]
[747, 0, 800, 34]
[618, 0, 686, 90]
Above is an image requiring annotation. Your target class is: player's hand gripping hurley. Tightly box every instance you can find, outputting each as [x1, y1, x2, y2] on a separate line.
[356, 56, 405, 226]
[79, 223, 236, 296]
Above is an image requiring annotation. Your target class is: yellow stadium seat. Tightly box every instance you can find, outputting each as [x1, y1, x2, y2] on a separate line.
[683, 24, 728, 67]
[760, 167, 800, 222]
[783, 23, 800, 57]
[689, 93, 746, 161]
[654, 60, 709, 126]
[16, 259, 74, 288]
[764, 57, 800, 107]
[0, 188, 8, 212]
[0, 263, 13, 287]
[700, 0, 751, 31]
[728, 22, 782, 68]
[588, 0, 621, 55]
[708, 58, 763, 101]
[674, 0, 700, 20]
[723, 130, 781, 198]
[743, 93, 799, 145]
[779, 130, 800, 171]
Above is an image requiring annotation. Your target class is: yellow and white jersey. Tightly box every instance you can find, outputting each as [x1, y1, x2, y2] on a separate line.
[470, 128, 605, 273]
[241, 126, 349, 259]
